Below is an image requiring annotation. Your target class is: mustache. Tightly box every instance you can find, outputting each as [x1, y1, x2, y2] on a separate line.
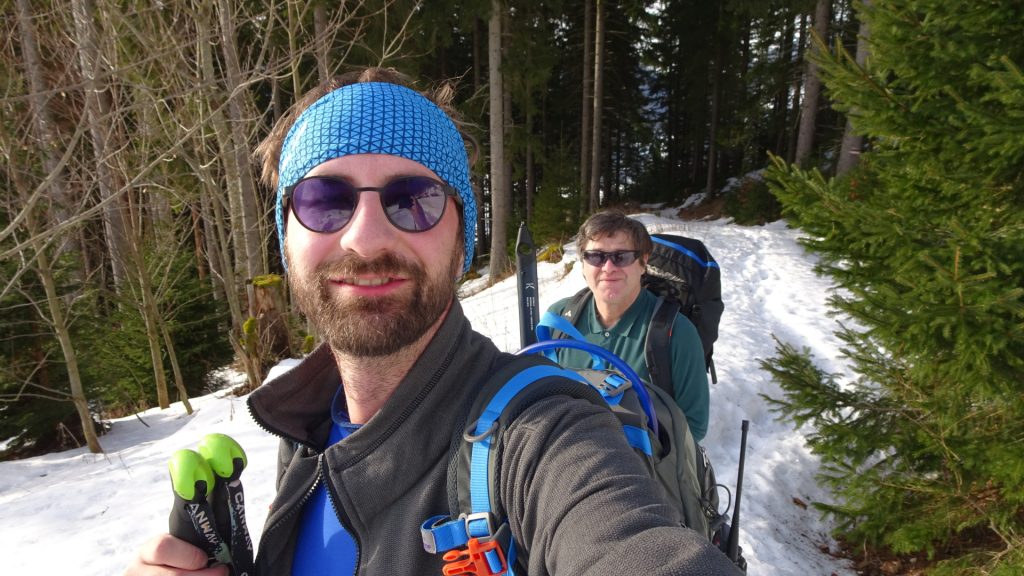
[314, 251, 422, 279]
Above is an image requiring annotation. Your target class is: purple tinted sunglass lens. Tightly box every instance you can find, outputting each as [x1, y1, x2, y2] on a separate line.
[292, 179, 357, 233]
[381, 178, 448, 232]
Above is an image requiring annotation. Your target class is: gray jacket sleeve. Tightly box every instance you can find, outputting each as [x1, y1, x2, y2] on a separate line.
[499, 396, 742, 576]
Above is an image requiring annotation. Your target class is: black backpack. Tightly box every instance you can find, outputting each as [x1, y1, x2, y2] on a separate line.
[419, 339, 741, 575]
[558, 232, 724, 385]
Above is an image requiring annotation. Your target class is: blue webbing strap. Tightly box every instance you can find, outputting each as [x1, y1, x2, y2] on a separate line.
[623, 424, 653, 456]
[652, 236, 719, 269]
[420, 515, 469, 553]
[535, 311, 607, 370]
[507, 539, 517, 576]
[597, 373, 628, 406]
[468, 365, 590, 522]
[485, 548, 504, 573]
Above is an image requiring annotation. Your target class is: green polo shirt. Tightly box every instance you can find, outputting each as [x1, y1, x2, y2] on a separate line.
[548, 289, 710, 442]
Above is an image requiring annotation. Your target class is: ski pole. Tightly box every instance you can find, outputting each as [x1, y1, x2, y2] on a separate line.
[516, 221, 540, 348]
[725, 420, 749, 565]
[168, 449, 233, 567]
[198, 433, 255, 576]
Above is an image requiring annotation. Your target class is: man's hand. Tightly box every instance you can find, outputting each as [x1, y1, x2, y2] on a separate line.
[124, 534, 229, 576]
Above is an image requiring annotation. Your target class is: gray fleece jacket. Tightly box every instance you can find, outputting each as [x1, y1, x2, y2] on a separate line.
[247, 300, 741, 575]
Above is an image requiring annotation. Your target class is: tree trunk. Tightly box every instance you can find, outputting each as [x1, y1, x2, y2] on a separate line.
[287, 0, 303, 98]
[191, 205, 208, 283]
[794, 0, 831, 168]
[836, 0, 871, 176]
[36, 245, 102, 453]
[15, 0, 81, 268]
[579, 0, 594, 218]
[588, 0, 605, 212]
[199, 182, 225, 301]
[502, 29, 513, 230]
[524, 13, 535, 223]
[706, 6, 724, 196]
[138, 268, 172, 409]
[487, 0, 509, 277]
[775, 12, 796, 159]
[788, 14, 807, 164]
[217, 0, 265, 286]
[195, 5, 245, 335]
[9, 165, 102, 453]
[160, 317, 194, 414]
[525, 95, 535, 225]
[472, 17, 485, 267]
[314, 3, 330, 82]
[71, 0, 131, 297]
[208, 181, 247, 336]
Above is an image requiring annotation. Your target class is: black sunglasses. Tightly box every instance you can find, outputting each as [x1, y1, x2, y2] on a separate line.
[283, 175, 459, 234]
[581, 250, 642, 267]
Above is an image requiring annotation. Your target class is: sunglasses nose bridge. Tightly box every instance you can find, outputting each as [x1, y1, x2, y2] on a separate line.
[345, 188, 394, 230]
[330, 189, 407, 260]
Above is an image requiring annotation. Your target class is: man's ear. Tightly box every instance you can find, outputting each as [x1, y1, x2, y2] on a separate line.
[455, 246, 466, 280]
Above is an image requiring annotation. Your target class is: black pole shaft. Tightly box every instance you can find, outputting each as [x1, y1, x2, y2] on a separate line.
[516, 222, 539, 348]
[726, 420, 749, 562]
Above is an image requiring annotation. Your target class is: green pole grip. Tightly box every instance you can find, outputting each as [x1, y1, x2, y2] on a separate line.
[167, 449, 232, 566]
[168, 448, 215, 501]
[198, 433, 247, 480]
[198, 434, 254, 576]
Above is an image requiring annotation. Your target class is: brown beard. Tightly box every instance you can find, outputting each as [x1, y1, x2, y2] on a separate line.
[289, 249, 459, 357]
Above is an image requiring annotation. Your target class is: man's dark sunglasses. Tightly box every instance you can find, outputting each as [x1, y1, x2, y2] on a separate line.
[283, 175, 459, 234]
[581, 250, 642, 267]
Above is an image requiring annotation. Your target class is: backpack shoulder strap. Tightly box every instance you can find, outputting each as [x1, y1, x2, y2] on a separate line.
[645, 296, 681, 401]
[422, 353, 602, 574]
[552, 288, 591, 334]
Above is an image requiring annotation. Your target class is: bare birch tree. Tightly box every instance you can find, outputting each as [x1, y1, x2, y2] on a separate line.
[217, 0, 266, 286]
[71, 0, 133, 296]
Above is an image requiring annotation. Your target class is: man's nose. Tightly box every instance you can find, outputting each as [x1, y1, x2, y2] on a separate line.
[336, 191, 398, 258]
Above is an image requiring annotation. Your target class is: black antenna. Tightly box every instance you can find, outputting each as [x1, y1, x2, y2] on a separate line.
[726, 420, 749, 565]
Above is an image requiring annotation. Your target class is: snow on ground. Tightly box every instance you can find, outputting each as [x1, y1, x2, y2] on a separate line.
[0, 211, 856, 575]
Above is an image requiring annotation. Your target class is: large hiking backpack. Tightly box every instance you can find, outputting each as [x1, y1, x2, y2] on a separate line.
[420, 339, 737, 576]
[559, 232, 724, 385]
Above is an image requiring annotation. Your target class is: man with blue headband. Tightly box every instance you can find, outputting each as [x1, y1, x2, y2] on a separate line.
[127, 68, 740, 576]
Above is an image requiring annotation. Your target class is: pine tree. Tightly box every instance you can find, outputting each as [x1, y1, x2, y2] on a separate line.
[764, 0, 1024, 572]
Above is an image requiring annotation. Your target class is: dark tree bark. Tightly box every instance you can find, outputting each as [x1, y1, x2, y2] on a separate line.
[794, 0, 831, 167]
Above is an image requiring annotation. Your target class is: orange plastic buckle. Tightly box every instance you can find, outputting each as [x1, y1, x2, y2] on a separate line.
[441, 537, 507, 576]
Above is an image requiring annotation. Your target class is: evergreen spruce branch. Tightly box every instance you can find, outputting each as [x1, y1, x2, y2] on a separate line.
[816, 32, 906, 114]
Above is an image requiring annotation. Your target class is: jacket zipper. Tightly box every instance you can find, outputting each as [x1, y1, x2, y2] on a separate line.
[251, 433, 363, 575]
[324, 467, 361, 576]
[257, 454, 322, 557]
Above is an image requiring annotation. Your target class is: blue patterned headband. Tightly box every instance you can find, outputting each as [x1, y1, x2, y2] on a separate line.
[276, 82, 476, 272]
